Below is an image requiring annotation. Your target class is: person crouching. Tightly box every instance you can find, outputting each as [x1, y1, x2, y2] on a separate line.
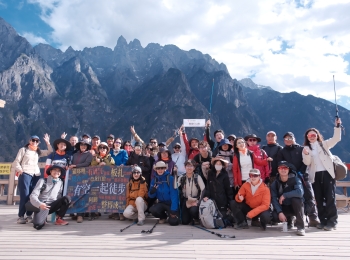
[231, 169, 271, 230]
[123, 166, 148, 226]
[30, 165, 70, 230]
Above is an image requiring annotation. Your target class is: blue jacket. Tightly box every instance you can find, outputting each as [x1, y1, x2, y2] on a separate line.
[271, 172, 304, 214]
[148, 171, 178, 211]
[110, 149, 128, 166]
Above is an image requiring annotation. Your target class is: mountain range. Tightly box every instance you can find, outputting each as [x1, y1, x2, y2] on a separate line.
[0, 16, 349, 164]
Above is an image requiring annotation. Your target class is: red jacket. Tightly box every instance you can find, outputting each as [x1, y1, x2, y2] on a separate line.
[182, 133, 200, 159]
[247, 145, 270, 180]
[232, 151, 268, 186]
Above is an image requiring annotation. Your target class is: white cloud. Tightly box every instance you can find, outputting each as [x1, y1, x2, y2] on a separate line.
[28, 0, 350, 98]
[0, 0, 7, 9]
[21, 32, 48, 45]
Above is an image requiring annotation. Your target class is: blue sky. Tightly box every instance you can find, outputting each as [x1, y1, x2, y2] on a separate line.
[0, 0, 350, 100]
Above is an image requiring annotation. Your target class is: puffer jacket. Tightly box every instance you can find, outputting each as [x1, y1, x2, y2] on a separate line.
[126, 177, 148, 207]
[235, 179, 270, 218]
[91, 153, 115, 166]
[30, 176, 63, 208]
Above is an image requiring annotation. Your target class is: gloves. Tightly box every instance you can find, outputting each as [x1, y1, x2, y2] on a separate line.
[150, 186, 157, 195]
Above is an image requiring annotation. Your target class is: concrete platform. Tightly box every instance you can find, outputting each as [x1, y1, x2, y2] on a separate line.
[0, 205, 349, 260]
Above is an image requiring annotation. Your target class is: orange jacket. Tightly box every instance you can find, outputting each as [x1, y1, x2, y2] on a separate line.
[232, 151, 268, 186]
[126, 177, 148, 207]
[235, 180, 271, 219]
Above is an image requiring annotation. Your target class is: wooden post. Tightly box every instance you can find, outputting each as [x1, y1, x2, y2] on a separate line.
[7, 164, 16, 205]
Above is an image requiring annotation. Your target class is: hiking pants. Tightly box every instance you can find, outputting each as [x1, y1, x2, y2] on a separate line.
[230, 200, 271, 225]
[272, 197, 305, 229]
[312, 171, 337, 227]
[123, 197, 147, 221]
[18, 173, 40, 217]
[33, 196, 70, 230]
[149, 202, 179, 226]
[303, 173, 318, 221]
[181, 202, 199, 225]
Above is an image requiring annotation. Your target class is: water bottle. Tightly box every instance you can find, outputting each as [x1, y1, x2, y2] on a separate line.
[282, 221, 288, 232]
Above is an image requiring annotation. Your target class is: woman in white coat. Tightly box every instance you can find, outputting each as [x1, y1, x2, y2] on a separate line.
[302, 118, 342, 231]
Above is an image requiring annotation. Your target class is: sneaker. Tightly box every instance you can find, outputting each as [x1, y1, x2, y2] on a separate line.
[260, 221, 267, 231]
[251, 219, 261, 227]
[55, 217, 69, 226]
[111, 213, 120, 220]
[316, 223, 325, 229]
[235, 222, 249, 230]
[137, 220, 144, 226]
[159, 219, 166, 224]
[324, 225, 337, 231]
[119, 213, 125, 221]
[26, 216, 33, 223]
[287, 216, 296, 229]
[17, 217, 26, 224]
[296, 228, 305, 236]
[309, 218, 321, 227]
[77, 216, 83, 223]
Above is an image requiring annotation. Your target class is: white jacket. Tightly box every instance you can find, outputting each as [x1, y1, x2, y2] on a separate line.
[302, 127, 341, 183]
[172, 134, 187, 175]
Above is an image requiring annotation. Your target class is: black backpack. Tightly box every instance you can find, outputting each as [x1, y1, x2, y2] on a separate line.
[179, 174, 201, 199]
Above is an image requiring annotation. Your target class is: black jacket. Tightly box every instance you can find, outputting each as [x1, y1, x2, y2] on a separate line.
[205, 127, 220, 153]
[277, 143, 307, 174]
[262, 143, 283, 177]
[126, 152, 151, 175]
[204, 169, 233, 212]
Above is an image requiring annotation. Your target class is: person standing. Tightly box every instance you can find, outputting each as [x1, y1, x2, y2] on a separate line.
[14, 134, 52, 224]
[261, 131, 282, 184]
[302, 118, 342, 231]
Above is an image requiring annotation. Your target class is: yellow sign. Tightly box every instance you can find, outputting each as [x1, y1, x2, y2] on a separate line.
[0, 164, 11, 175]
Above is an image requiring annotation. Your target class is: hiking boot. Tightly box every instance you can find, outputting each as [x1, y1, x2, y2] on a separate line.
[26, 216, 33, 223]
[17, 217, 26, 224]
[77, 216, 83, 223]
[316, 223, 325, 229]
[251, 219, 261, 227]
[309, 218, 321, 227]
[235, 222, 249, 230]
[119, 213, 125, 221]
[137, 220, 144, 226]
[296, 228, 305, 236]
[324, 225, 337, 231]
[287, 216, 296, 229]
[159, 219, 166, 224]
[55, 217, 69, 226]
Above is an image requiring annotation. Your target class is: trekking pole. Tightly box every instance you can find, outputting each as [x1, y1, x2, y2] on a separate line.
[141, 220, 159, 234]
[209, 78, 215, 119]
[192, 224, 235, 238]
[333, 75, 345, 134]
[120, 221, 137, 232]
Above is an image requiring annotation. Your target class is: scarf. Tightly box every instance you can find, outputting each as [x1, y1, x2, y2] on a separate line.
[238, 148, 248, 154]
[92, 146, 97, 151]
[56, 150, 66, 156]
[28, 144, 38, 151]
[100, 151, 107, 158]
[161, 156, 169, 161]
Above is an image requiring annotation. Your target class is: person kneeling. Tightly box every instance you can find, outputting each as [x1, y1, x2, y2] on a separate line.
[271, 161, 305, 236]
[148, 161, 179, 226]
[231, 169, 271, 230]
[178, 160, 205, 225]
[30, 165, 70, 230]
[123, 166, 148, 226]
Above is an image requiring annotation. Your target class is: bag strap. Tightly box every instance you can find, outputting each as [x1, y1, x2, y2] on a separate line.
[318, 142, 331, 157]
[40, 179, 48, 194]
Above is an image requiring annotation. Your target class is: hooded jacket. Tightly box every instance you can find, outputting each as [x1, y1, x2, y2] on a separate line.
[126, 152, 151, 174]
[235, 179, 271, 218]
[182, 132, 200, 159]
[126, 176, 148, 208]
[72, 150, 93, 168]
[148, 170, 179, 211]
[30, 176, 63, 208]
[247, 145, 270, 180]
[271, 172, 304, 214]
[277, 143, 306, 174]
[204, 168, 233, 212]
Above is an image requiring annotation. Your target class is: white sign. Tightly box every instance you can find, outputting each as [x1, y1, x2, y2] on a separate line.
[0, 99, 5, 108]
[183, 119, 206, 127]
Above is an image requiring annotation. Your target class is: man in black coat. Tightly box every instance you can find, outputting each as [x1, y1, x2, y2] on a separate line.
[126, 142, 151, 185]
[277, 132, 320, 227]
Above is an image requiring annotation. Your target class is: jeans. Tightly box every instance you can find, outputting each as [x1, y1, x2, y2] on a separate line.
[231, 200, 271, 225]
[18, 173, 40, 217]
[272, 197, 305, 229]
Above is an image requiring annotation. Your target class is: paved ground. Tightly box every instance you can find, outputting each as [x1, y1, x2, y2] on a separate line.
[0, 205, 349, 260]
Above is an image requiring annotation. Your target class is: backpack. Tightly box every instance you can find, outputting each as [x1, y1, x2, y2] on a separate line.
[179, 174, 201, 199]
[199, 199, 225, 229]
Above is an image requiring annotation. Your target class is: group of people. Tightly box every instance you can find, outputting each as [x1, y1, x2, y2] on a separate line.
[13, 118, 342, 236]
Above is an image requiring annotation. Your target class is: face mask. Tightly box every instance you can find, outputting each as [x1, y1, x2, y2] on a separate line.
[215, 165, 223, 171]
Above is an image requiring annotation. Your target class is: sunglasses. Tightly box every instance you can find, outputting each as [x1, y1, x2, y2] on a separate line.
[307, 133, 317, 138]
[115, 141, 121, 144]
[151, 141, 157, 144]
[133, 171, 141, 174]
[31, 139, 40, 143]
[174, 146, 180, 149]
[228, 138, 235, 141]
[278, 166, 289, 170]
[284, 137, 293, 141]
[99, 147, 108, 150]
[248, 139, 257, 142]
[156, 167, 166, 170]
[249, 174, 260, 178]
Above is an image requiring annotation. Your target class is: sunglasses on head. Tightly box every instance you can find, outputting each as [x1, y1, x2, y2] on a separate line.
[133, 171, 141, 174]
[307, 133, 317, 138]
[31, 139, 40, 143]
[99, 147, 108, 150]
[248, 139, 257, 142]
[278, 166, 289, 170]
[249, 173, 260, 178]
